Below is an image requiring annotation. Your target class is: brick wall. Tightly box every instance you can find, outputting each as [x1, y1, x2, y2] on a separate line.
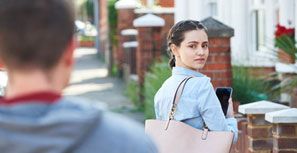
[272, 124, 297, 152]
[249, 67, 275, 78]
[201, 38, 232, 88]
[140, 0, 174, 7]
[117, 9, 135, 72]
[156, 0, 174, 7]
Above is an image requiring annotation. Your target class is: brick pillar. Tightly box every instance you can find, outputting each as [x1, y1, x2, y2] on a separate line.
[122, 41, 138, 82]
[121, 29, 137, 70]
[115, 0, 138, 76]
[133, 14, 165, 85]
[275, 63, 297, 107]
[266, 108, 297, 153]
[239, 101, 289, 153]
[200, 17, 233, 89]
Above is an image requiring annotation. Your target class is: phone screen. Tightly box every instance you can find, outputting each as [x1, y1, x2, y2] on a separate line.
[215, 87, 232, 116]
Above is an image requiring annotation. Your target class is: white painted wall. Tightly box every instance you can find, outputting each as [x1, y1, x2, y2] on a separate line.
[279, 0, 295, 28]
[174, 0, 210, 23]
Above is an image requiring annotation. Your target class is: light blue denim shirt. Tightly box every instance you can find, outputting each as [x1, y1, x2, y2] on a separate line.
[154, 67, 238, 143]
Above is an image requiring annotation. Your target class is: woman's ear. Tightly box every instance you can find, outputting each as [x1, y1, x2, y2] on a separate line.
[170, 44, 180, 57]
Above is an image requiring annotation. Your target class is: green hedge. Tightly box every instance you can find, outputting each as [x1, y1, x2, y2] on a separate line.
[232, 66, 271, 104]
[143, 58, 171, 119]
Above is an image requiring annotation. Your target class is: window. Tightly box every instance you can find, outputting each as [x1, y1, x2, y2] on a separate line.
[208, 0, 218, 17]
[252, 0, 266, 51]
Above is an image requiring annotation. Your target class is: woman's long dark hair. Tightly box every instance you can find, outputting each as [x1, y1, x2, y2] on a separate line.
[167, 20, 208, 69]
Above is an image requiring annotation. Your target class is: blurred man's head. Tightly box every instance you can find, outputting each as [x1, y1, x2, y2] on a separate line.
[0, 0, 76, 95]
[0, 0, 75, 71]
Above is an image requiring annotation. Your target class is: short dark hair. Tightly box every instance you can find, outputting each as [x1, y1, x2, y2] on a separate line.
[167, 20, 208, 69]
[0, 0, 74, 70]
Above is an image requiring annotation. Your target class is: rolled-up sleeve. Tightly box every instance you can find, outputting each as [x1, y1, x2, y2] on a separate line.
[196, 78, 238, 144]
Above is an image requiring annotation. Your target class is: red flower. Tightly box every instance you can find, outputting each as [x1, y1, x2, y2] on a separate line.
[275, 24, 295, 39]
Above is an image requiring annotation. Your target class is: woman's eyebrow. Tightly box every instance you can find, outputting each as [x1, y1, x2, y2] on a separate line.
[187, 41, 208, 44]
[187, 41, 199, 44]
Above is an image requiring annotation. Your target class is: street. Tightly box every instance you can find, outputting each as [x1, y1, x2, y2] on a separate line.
[63, 47, 144, 122]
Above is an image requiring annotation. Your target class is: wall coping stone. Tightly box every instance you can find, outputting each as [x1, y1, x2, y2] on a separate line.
[275, 62, 297, 74]
[135, 7, 174, 14]
[133, 13, 165, 27]
[238, 100, 289, 115]
[201, 17, 234, 38]
[121, 29, 138, 36]
[265, 108, 297, 123]
[123, 41, 138, 48]
[130, 74, 138, 82]
[115, 0, 140, 9]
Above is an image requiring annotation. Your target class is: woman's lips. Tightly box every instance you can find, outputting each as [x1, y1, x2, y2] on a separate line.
[195, 58, 205, 63]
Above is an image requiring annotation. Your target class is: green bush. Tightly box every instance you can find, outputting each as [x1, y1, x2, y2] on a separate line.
[125, 80, 141, 108]
[124, 57, 171, 119]
[143, 58, 171, 119]
[78, 35, 95, 42]
[232, 66, 271, 104]
[111, 64, 119, 77]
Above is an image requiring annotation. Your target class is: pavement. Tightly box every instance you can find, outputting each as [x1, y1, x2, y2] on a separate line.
[63, 47, 144, 123]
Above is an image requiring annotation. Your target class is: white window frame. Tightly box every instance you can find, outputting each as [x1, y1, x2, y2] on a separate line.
[246, 0, 279, 67]
[208, 0, 218, 19]
[250, 0, 266, 53]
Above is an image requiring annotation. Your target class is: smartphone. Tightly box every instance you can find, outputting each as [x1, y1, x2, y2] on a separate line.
[215, 87, 232, 116]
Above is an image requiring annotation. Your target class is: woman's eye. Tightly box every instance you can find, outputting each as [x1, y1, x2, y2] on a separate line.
[189, 45, 196, 49]
[202, 44, 208, 48]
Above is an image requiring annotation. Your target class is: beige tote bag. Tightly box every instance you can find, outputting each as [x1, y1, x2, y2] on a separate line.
[145, 77, 234, 153]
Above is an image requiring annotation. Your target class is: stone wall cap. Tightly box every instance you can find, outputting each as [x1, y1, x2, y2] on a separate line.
[135, 7, 174, 14]
[238, 100, 289, 115]
[201, 17, 234, 38]
[123, 41, 138, 48]
[130, 74, 138, 82]
[265, 108, 297, 123]
[115, 0, 140, 9]
[121, 29, 138, 36]
[133, 13, 165, 27]
[275, 62, 297, 74]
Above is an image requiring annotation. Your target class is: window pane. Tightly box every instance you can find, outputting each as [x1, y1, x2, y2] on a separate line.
[209, 3, 217, 17]
[254, 10, 266, 51]
[253, 0, 264, 5]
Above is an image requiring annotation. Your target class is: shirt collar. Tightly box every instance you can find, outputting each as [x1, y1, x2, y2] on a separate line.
[0, 91, 61, 105]
[172, 67, 205, 77]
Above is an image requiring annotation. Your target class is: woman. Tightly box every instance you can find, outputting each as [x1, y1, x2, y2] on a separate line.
[154, 20, 238, 143]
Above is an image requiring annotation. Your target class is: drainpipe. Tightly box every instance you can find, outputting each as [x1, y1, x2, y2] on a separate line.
[93, 0, 100, 57]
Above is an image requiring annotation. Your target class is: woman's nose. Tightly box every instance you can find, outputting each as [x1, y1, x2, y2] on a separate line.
[197, 46, 204, 55]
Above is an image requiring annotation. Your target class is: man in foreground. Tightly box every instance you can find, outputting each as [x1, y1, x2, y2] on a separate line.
[0, 0, 158, 153]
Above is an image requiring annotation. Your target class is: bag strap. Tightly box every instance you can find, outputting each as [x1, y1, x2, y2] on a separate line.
[168, 76, 193, 120]
[164, 76, 208, 130]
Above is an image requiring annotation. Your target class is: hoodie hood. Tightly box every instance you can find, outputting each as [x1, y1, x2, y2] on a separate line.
[0, 97, 102, 153]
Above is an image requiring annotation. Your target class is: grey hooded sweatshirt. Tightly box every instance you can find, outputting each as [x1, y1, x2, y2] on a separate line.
[0, 97, 158, 153]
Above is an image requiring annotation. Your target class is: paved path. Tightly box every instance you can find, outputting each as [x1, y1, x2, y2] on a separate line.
[63, 47, 144, 123]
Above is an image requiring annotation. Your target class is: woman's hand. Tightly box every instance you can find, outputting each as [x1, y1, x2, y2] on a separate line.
[226, 98, 235, 118]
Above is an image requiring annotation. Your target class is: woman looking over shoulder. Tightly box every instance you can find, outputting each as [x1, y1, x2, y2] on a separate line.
[154, 20, 238, 143]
